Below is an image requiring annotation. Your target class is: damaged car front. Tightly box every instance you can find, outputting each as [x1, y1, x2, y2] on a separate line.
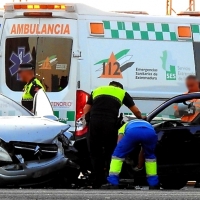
[0, 90, 79, 187]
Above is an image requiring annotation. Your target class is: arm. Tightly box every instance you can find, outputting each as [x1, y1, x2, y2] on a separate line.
[117, 134, 124, 143]
[83, 104, 91, 115]
[83, 92, 93, 115]
[137, 148, 145, 168]
[129, 105, 142, 119]
[123, 92, 143, 119]
[30, 84, 42, 98]
[117, 123, 127, 143]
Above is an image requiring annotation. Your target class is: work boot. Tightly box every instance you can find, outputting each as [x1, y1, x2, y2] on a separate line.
[149, 185, 160, 190]
[101, 183, 119, 189]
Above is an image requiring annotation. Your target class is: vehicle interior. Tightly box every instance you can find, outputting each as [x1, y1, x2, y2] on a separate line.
[151, 100, 200, 129]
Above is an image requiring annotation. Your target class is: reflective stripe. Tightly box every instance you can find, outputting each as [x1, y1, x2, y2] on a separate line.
[109, 172, 119, 176]
[109, 158, 123, 174]
[147, 174, 157, 177]
[22, 99, 33, 101]
[92, 86, 126, 105]
[118, 123, 128, 135]
[145, 160, 157, 176]
[146, 159, 156, 162]
[112, 156, 125, 161]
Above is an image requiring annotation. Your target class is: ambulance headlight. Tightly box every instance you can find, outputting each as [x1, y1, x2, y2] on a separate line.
[0, 147, 12, 162]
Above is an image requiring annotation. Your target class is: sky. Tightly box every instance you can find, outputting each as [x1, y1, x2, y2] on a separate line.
[1, 0, 200, 15]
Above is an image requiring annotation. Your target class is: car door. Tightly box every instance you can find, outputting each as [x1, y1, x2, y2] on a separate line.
[147, 93, 200, 170]
[33, 89, 54, 117]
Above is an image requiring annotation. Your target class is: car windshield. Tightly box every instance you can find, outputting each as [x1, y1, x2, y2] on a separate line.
[0, 95, 32, 116]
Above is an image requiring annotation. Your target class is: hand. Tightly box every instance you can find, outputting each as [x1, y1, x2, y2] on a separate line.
[142, 116, 147, 120]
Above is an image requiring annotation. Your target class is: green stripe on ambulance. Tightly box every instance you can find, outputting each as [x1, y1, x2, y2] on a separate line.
[54, 110, 75, 123]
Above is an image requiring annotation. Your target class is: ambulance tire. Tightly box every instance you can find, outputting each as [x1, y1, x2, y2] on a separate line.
[160, 176, 187, 190]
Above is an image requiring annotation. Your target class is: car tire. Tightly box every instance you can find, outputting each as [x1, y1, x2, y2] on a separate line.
[160, 176, 187, 190]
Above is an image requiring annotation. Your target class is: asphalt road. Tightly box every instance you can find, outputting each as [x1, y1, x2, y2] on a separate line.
[0, 188, 200, 200]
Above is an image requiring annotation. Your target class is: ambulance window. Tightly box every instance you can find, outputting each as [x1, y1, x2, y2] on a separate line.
[5, 37, 72, 92]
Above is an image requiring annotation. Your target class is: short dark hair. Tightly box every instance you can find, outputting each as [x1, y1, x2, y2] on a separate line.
[109, 81, 124, 89]
[186, 75, 198, 81]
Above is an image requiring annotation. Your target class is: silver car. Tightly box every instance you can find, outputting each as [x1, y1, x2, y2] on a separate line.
[0, 89, 79, 187]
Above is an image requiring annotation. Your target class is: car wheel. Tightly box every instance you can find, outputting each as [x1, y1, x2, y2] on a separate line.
[160, 176, 187, 189]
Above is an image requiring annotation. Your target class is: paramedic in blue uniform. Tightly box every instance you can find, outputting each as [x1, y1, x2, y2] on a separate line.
[102, 119, 159, 189]
[83, 81, 143, 188]
[18, 63, 44, 112]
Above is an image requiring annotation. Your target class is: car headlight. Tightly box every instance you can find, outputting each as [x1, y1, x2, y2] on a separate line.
[63, 131, 73, 140]
[0, 147, 12, 162]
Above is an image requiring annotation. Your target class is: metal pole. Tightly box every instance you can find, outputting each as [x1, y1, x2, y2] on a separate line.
[166, 0, 172, 15]
[166, 0, 176, 15]
[189, 0, 195, 11]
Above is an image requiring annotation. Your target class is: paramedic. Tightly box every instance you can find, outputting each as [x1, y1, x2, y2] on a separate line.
[102, 119, 159, 189]
[174, 75, 200, 122]
[173, 75, 200, 188]
[184, 75, 200, 188]
[83, 81, 143, 188]
[18, 63, 45, 112]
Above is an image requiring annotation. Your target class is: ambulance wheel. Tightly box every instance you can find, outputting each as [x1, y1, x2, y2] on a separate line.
[160, 176, 187, 190]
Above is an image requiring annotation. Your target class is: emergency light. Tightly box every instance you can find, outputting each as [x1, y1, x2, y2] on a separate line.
[4, 3, 75, 12]
[13, 4, 66, 10]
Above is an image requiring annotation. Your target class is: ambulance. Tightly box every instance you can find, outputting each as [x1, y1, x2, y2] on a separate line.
[0, 2, 200, 135]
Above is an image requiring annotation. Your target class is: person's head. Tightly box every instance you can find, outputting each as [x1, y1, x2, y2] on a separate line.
[18, 63, 35, 83]
[109, 81, 124, 89]
[185, 75, 199, 93]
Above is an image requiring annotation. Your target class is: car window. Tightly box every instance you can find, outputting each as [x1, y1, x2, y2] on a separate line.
[5, 37, 72, 92]
[151, 99, 200, 123]
[151, 103, 179, 123]
[0, 95, 32, 116]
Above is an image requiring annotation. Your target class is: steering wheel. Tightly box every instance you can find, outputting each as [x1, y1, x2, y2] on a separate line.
[161, 120, 184, 128]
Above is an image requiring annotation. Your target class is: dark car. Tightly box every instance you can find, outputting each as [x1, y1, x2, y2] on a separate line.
[120, 92, 200, 189]
[75, 92, 200, 189]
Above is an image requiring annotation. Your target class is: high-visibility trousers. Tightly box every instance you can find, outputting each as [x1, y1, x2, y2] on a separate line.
[108, 125, 159, 186]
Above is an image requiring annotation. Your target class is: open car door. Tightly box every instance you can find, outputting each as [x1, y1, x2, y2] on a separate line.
[33, 89, 57, 120]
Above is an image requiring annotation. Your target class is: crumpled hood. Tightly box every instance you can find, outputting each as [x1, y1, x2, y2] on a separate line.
[0, 116, 69, 143]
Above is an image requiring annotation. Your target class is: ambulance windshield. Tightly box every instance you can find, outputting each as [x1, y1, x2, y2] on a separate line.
[5, 37, 73, 92]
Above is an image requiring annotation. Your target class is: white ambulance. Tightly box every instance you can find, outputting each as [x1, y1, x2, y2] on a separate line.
[0, 2, 200, 136]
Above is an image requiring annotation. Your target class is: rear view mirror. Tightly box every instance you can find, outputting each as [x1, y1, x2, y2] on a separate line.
[177, 101, 195, 116]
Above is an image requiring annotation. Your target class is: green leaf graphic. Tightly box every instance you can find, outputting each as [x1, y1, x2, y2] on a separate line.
[94, 49, 130, 65]
[160, 50, 167, 71]
[94, 58, 109, 65]
[115, 49, 130, 60]
[38, 55, 57, 64]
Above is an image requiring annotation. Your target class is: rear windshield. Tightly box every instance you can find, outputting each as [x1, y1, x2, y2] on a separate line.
[5, 37, 73, 92]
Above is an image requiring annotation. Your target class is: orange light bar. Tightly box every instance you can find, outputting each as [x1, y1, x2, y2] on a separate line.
[90, 23, 104, 35]
[14, 4, 66, 10]
[178, 26, 191, 38]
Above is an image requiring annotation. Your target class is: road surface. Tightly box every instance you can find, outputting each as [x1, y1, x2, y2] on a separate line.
[0, 187, 200, 200]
